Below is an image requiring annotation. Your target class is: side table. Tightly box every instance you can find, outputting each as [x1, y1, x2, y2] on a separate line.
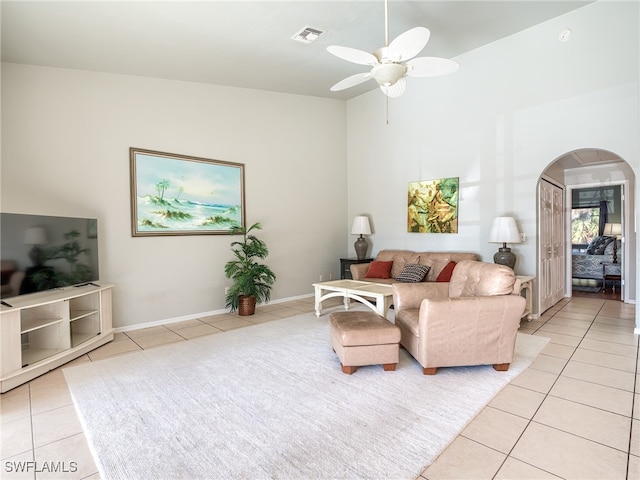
[340, 258, 373, 279]
[601, 262, 622, 292]
[516, 275, 535, 321]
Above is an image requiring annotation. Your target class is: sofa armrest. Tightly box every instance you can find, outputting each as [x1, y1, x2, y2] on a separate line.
[350, 263, 370, 280]
[417, 295, 525, 366]
[392, 282, 449, 311]
[419, 295, 525, 332]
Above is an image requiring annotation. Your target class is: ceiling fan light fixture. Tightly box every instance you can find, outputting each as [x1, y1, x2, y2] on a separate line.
[326, 0, 457, 97]
[371, 63, 407, 86]
[381, 77, 407, 97]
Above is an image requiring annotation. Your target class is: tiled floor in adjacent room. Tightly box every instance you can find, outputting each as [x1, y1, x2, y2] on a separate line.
[1, 295, 638, 479]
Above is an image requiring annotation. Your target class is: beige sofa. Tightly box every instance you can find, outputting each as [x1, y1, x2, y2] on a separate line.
[350, 249, 480, 286]
[392, 260, 525, 374]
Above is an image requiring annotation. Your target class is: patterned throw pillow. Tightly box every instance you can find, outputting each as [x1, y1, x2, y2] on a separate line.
[396, 264, 430, 283]
[586, 236, 614, 255]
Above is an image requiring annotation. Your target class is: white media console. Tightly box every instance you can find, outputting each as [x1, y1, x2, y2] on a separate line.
[0, 283, 114, 393]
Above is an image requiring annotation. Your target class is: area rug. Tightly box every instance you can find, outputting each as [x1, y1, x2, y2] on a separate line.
[63, 308, 549, 480]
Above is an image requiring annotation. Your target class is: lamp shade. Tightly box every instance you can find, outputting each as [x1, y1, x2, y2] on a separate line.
[24, 226, 47, 245]
[603, 222, 622, 237]
[489, 217, 521, 244]
[351, 216, 371, 235]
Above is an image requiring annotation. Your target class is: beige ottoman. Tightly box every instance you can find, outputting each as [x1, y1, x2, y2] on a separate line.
[329, 311, 401, 374]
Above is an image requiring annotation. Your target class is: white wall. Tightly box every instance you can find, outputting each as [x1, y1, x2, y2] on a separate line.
[346, 2, 639, 324]
[1, 65, 347, 328]
[3, 1, 638, 330]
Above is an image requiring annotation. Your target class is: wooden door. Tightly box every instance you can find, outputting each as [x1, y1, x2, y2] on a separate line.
[539, 179, 564, 313]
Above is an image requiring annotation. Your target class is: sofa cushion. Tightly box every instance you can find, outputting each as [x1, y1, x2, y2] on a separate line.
[421, 254, 478, 281]
[365, 261, 393, 279]
[374, 250, 421, 279]
[351, 250, 480, 283]
[436, 261, 457, 282]
[396, 264, 430, 283]
[586, 236, 614, 255]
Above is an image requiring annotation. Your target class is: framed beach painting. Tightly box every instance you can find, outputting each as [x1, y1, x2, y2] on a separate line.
[407, 177, 459, 233]
[130, 148, 245, 236]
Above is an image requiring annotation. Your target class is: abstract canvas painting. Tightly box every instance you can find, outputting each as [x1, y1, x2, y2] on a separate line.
[130, 148, 245, 236]
[408, 177, 459, 233]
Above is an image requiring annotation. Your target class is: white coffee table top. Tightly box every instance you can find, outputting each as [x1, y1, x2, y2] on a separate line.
[313, 280, 393, 317]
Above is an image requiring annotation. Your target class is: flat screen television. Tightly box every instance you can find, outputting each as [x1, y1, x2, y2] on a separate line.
[1, 213, 100, 301]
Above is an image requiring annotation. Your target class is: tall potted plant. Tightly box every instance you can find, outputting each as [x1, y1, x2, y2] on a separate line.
[224, 222, 276, 315]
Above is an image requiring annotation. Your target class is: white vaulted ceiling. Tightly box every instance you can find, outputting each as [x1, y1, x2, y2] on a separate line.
[1, 1, 593, 100]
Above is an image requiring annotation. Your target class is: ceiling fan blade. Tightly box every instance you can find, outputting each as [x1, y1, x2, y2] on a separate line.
[406, 57, 459, 77]
[330, 72, 373, 92]
[327, 45, 379, 66]
[380, 76, 406, 97]
[387, 27, 430, 62]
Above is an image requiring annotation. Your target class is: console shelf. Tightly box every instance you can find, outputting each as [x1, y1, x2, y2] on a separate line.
[1, 284, 114, 392]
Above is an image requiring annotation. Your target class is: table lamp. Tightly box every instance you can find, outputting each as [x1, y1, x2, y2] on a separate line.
[489, 216, 521, 269]
[351, 216, 372, 260]
[603, 222, 622, 263]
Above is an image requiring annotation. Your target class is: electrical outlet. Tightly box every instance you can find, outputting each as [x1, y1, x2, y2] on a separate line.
[319, 275, 324, 282]
[224, 286, 229, 295]
[329, 273, 333, 280]
[520, 232, 526, 242]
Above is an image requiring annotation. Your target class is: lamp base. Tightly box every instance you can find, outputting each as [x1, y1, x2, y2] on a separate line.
[28, 246, 44, 266]
[494, 246, 516, 270]
[354, 236, 369, 260]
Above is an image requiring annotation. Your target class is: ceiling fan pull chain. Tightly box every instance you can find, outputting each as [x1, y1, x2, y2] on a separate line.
[386, 95, 390, 125]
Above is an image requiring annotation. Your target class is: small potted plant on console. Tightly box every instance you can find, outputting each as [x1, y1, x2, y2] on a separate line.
[224, 222, 276, 316]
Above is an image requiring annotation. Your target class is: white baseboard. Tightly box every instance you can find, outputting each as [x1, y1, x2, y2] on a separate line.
[115, 293, 314, 333]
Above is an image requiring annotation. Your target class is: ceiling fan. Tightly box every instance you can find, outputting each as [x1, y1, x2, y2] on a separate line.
[327, 0, 459, 97]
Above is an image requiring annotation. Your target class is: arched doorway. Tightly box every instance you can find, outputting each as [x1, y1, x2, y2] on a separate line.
[537, 148, 636, 315]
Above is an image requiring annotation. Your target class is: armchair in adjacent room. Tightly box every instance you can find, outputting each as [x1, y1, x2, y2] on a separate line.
[392, 260, 526, 375]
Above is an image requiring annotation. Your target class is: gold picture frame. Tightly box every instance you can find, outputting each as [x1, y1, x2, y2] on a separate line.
[408, 177, 459, 233]
[130, 148, 245, 236]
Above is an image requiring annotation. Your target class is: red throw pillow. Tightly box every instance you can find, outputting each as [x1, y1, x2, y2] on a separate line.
[436, 261, 457, 282]
[365, 261, 393, 279]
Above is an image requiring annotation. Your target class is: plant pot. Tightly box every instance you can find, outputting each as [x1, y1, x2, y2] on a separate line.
[238, 295, 257, 316]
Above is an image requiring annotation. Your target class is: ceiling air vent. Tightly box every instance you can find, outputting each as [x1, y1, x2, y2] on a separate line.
[291, 26, 324, 44]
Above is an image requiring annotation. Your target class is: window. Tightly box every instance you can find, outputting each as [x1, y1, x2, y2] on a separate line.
[571, 207, 600, 247]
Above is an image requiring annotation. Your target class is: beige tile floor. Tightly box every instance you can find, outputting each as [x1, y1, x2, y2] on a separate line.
[1, 295, 638, 479]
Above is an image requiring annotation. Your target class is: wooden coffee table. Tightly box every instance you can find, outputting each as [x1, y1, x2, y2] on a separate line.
[312, 279, 393, 317]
